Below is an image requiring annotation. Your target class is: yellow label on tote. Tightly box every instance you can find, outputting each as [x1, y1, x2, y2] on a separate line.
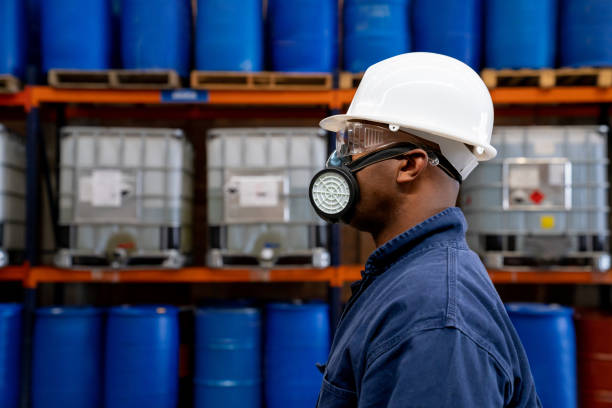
[540, 215, 555, 230]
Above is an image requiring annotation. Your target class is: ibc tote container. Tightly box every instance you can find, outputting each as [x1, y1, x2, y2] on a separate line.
[56, 127, 193, 268]
[0, 125, 25, 266]
[121, 0, 192, 77]
[195, 0, 263, 71]
[461, 126, 609, 270]
[41, 0, 111, 72]
[0, 0, 26, 78]
[206, 128, 329, 268]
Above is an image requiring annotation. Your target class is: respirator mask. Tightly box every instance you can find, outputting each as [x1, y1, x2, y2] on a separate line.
[308, 122, 462, 224]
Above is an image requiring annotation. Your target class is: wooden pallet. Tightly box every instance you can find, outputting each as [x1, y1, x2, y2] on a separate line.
[48, 69, 181, 89]
[339, 72, 364, 89]
[111, 70, 181, 89]
[0, 75, 21, 94]
[190, 71, 332, 90]
[48, 70, 112, 89]
[482, 67, 612, 89]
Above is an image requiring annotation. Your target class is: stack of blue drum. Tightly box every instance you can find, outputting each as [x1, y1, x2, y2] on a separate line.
[40, 0, 191, 75]
[11, 0, 612, 78]
[28, 301, 330, 407]
[31, 305, 179, 408]
[193, 302, 330, 408]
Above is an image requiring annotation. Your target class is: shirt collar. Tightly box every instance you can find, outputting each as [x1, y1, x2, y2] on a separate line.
[363, 207, 468, 276]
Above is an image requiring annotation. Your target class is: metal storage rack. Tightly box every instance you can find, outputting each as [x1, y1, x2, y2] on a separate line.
[1, 85, 612, 406]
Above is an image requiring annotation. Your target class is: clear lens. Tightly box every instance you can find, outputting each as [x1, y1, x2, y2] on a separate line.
[335, 122, 405, 157]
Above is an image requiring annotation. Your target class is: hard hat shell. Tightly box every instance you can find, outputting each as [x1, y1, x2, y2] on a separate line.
[321, 52, 496, 162]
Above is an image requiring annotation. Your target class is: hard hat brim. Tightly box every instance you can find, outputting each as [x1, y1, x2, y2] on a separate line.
[320, 114, 497, 161]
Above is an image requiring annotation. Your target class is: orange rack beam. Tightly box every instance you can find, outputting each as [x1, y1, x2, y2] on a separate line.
[27, 86, 335, 108]
[25, 266, 337, 288]
[30, 86, 160, 107]
[5, 265, 612, 288]
[207, 90, 335, 106]
[488, 270, 612, 285]
[338, 265, 612, 285]
[0, 265, 28, 282]
[490, 86, 612, 105]
[3, 86, 606, 109]
[0, 90, 30, 108]
[334, 87, 612, 107]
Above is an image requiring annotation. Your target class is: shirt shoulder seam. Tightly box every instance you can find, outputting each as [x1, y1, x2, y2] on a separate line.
[365, 320, 447, 369]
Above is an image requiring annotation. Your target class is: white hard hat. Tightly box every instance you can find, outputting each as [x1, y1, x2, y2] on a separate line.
[321, 52, 496, 180]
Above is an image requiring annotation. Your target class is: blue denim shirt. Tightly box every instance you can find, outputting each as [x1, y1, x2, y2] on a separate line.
[317, 207, 541, 407]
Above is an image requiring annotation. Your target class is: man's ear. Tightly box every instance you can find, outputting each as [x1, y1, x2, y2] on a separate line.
[396, 149, 429, 184]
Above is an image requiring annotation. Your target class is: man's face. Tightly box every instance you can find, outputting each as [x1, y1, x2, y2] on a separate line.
[348, 158, 399, 232]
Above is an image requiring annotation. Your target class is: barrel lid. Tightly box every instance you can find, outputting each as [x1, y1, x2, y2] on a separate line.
[0, 303, 22, 315]
[266, 301, 328, 312]
[196, 306, 259, 315]
[108, 305, 178, 316]
[506, 302, 573, 316]
[36, 306, 102, 316]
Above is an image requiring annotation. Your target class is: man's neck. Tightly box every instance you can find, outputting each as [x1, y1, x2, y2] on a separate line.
[371, 205, 453, 248]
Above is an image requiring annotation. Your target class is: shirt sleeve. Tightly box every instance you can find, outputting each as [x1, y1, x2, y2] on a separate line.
[358, 327, 540, 408]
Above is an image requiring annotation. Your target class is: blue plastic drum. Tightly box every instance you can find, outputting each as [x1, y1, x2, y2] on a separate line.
[506, 303, 577, 408]
[0, 0, 26, 78]
[120, 0, 191, 77]
[265, 302, 329, 408]
[194, 307, 261, 408]
[267, 0, 337, 72]
[41, 0, 111, 72]
[560, 0, 612, 67]
[344, 0, 411, 72]
[0, 304, 22, 408]
[105, 305, 179, 408]
[413, 0, 482, 71]
[484, 0, 557, 69]
[32, 307, 104, 408]
[195, 0, 262, 71]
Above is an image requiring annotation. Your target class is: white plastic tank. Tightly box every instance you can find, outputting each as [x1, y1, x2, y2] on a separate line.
[461, 125, 609, 271]
[207, 127, 329, 268]
[0, 125, 25, 266]
[56, 127, 193, 268]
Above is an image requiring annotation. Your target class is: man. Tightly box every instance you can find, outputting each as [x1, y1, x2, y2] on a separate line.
[309, 53, 541, 407]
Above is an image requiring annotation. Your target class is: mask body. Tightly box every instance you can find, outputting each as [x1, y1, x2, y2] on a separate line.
[309, 143, 425, 223]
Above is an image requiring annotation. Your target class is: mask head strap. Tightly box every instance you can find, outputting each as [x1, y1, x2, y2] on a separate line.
[343, 143, 463, 183]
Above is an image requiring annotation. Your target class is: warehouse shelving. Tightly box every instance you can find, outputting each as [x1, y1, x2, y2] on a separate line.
[23, 266, 340, 288]
[2, 82, 611, 407]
